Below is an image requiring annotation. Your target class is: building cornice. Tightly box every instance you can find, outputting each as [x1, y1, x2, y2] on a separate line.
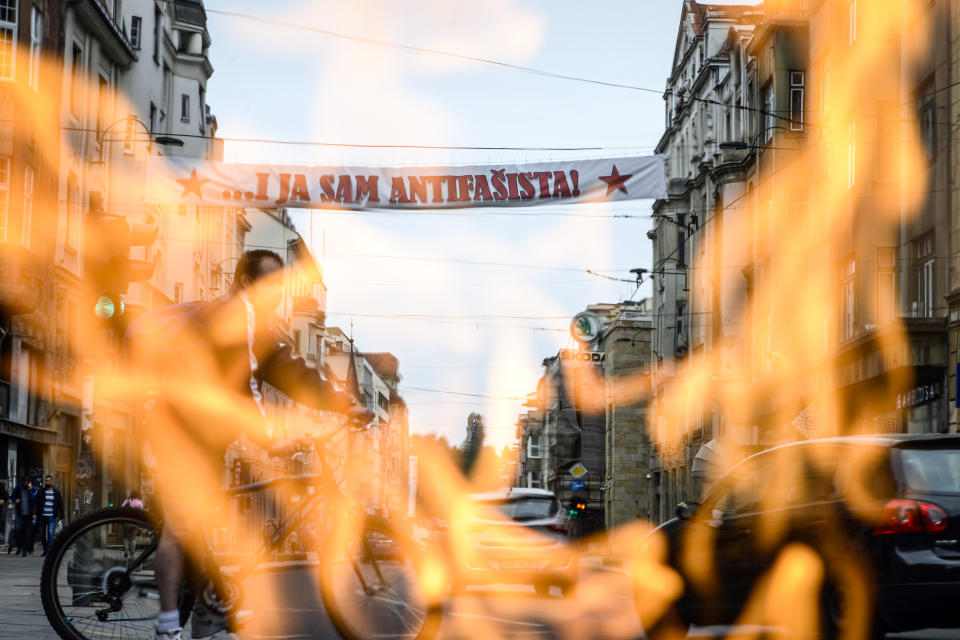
[70, 0, 137, 67]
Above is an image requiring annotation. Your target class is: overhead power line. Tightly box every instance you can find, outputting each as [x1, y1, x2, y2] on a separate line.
[326, 251, 633, 274]
[203, 7, 804, 129]
[402, 386, 525, 401]
[205, 8, 659, 94]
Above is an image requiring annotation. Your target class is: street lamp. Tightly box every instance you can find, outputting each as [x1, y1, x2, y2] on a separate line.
[94, 116, 184, 163]
[718, 125, 799, 151]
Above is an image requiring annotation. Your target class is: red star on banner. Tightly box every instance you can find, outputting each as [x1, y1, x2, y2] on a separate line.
[176, 169, 210, 199]
[599, 164, 632, 196]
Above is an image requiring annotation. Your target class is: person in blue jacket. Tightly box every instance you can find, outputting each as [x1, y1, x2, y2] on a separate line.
[10, 477, 38, 556]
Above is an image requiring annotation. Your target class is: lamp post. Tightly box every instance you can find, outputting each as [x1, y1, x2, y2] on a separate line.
[94, 115, 184, 164]
[718, 124, 800, 152]
[94, 116, 184, 213]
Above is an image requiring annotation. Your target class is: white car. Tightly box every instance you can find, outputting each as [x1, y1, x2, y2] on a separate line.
[457, 488, 578, 597]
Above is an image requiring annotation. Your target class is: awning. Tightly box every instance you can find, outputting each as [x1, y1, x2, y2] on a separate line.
[691, 438, 728, 479]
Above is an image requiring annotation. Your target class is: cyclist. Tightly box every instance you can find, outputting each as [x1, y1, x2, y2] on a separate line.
[127, 249, 372, 640]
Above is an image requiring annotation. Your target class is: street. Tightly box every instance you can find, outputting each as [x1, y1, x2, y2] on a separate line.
[1, 552, 955, 640]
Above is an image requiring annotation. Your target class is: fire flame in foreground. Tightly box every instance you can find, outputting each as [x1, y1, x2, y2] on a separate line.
[1, 0, 943, 637]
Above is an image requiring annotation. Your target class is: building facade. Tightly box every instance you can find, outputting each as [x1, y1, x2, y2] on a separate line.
[649, 0, 954, 523]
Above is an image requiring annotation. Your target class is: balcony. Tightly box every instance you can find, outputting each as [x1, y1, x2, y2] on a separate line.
[173, 0, 207, 28]
[292, 295, 319, 316]
[0, 244, 43, 315]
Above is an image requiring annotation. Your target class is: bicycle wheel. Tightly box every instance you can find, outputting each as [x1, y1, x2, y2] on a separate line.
[319, 515, 442, 640]
[40, 507, 194, 640]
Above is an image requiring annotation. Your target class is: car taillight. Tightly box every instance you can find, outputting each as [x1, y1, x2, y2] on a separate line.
[874, 499, 948, 534]
[546, 519, 570, 536]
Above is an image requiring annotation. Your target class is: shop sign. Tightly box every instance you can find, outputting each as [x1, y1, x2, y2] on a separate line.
[232, 458, 243, 488]
[897, 382, 940, 409]
[570, 312, 603, 345]
[559, 349, 605, 363]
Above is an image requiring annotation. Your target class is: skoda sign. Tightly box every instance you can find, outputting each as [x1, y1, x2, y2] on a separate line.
[571, 311, 602, 345]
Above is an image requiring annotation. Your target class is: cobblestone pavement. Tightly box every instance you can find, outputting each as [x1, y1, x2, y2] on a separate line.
[0, 551, 58, 640]
[2, 548, 957, 640]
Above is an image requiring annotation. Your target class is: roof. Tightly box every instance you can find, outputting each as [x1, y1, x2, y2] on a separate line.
[470, 488, 557, 501]
[756, 434, 960, 453]
[362, 352, 399, 379]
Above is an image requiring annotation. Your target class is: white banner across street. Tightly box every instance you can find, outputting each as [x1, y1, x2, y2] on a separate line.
[146, 156, 667, 210]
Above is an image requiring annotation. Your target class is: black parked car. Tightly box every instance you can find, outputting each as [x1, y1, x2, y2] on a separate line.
[639, 435, 960, 639]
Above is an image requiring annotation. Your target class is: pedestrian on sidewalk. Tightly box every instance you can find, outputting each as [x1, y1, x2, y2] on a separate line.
[10, 477, 38, 556]
[121, 491, 145, 557]
[38, 475, 65, 556]
[0, 482, 7, 550]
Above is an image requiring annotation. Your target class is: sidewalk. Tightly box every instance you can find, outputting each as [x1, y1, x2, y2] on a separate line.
[0, 551, 59, 639]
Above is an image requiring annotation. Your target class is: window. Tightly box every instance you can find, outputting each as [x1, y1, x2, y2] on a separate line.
[847, 121, 856, 189]
[676, 302, 687, 342]
[525, 472, 543, 490]
[97, 75, 110, 140]
[914, 234, 935, 318]
[819, 63, 831, 119]
[849, 0, 857, 45]
[677, 213, 686, 266]
[161, 63, 171, 129]
[789, 71, 805, 131]
[173, 282, 183, 303]
[918, 80, 936, 161]
[130, 16, 142, 49]
[180, 94, 190, 122]
[762, 83, 775, 142]
[198, 85, 205, 133]
[877, 101, 898, 180]
[378, 392, 388, 411]
[22, 165, 33, 248]
[877, 248, 895, 323]
[898, 449, 960, 493]
[28, 6, 42, 89]
[714, 455, 776, 516]
[0, 0, 16, 81]
[122, 115, 135, 153]
[70, 44, 82, 116]
[11, 339, 41, 426]
[840, 257, 855, 341]
[154, 4, 161, 63]
[149, 102, 157, 134]
[0, 156, 8, 241]
[527, 434, 542, 459]
[66, 171, 80, 250]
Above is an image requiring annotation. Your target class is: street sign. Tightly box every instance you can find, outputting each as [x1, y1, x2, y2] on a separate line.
[569, 462, 588, 479]
[570, 480, 585, 492]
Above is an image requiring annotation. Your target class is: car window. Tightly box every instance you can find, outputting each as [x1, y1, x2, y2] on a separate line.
[898, 448, 960, 493]
[480, 497, 559, 521]
[714, 448, 837, 516]
[714, 455, 776, 516]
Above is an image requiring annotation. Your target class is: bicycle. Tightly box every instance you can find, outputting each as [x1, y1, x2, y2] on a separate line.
[40, 429, 444, 640]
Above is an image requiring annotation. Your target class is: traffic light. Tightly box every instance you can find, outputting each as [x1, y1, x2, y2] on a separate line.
[568, 500, 587, 517]
[85, 195, 158, 324]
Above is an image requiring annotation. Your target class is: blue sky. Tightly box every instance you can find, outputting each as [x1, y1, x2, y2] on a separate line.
[202, 1, 757, 447]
